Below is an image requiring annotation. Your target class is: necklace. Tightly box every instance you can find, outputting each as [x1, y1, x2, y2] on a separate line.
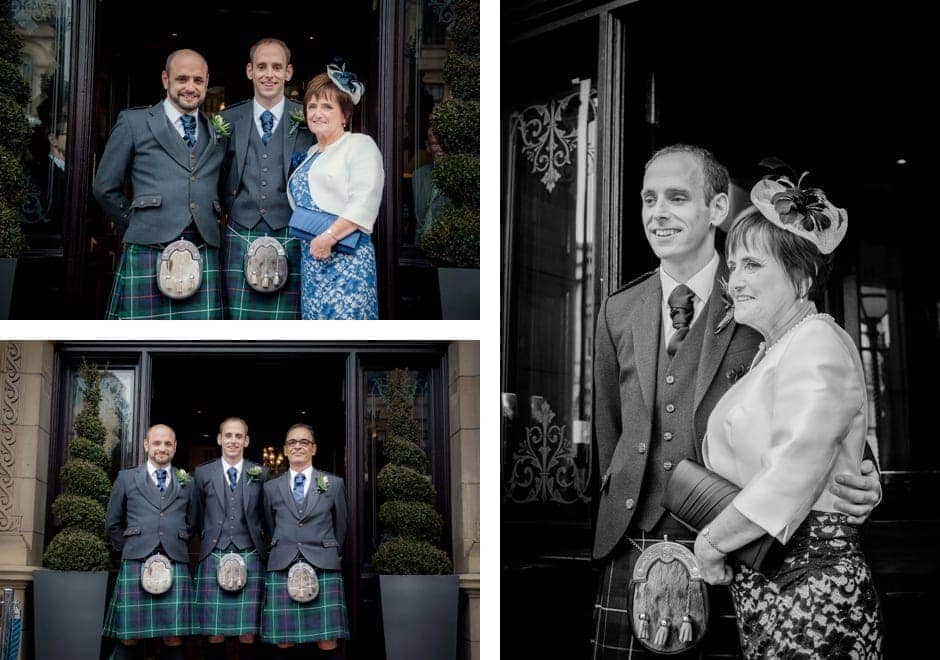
[757, 312, 832, 359]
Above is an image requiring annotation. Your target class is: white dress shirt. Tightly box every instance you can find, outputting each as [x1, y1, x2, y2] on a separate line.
[659, 251, 719, 345]
[252, 98, 285, 139]
[147, 460, 172, 487]
[162, 98, 199, 143]
[288, 465, 314, 499]
[221, 458, 244, 487]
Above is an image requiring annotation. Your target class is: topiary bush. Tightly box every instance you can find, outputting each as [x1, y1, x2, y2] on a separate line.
[419, 205, 480, 268]
[0, 61, 30, 106]
[0, 146, 27, 208]
[448, 0, 480, 56]
[429, 99, 479, 155]
[443, 53, 479, 102]
[372, 369, 452, 575]
[43, 361, 111, 571]
[432, 153, 479, 209]
[0, 203, 26, 259]
[0, 5, 29, 263]
[0, 97, 29, 151]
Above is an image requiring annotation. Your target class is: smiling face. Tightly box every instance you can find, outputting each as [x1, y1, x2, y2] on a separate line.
[217, 419, 249, 463]
[726, 236, 801, 338]
[306, 91, 346, 147]
[641, 152, 727, 280]
[162, 51, 208, 113]
[144, 425, 177, 468]
[247, 42, 292, 107]
[284, 425, 316, 471]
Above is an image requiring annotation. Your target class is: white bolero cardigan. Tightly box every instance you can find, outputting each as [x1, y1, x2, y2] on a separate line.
[702, 315, 870, 544]
[286, 131, 385, 234]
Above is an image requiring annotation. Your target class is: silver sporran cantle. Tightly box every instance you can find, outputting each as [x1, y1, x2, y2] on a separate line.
[157, 239, 202, 299]
[244, 236, 288, 293]
[141, 553, 174, 595]
[217, 552, 248, 592]
[287, 561, 319, 603]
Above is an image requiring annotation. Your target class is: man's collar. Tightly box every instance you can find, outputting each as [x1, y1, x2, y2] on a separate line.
[221, 457, 244, 472]
[146, 460, 170, 475]
[660, 251, 719, 302]
[253, 97, 285, 121]
[162, 98, 198, 124]
[289, 464, 313, 477]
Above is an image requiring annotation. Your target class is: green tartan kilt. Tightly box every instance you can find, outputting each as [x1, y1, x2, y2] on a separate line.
[102, 558, 196, 640]
[261, 566, 349, 644]
[222, 222, 301, 320]
[194, 547, 265, 636]
[106, 225, 223, 320]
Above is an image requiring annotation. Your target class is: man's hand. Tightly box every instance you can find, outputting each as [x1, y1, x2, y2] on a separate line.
[693, 533, 733, 586]
[829, 458, 882, 525]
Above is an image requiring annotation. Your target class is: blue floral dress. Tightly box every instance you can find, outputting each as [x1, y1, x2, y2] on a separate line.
[289, 152, 379, 319]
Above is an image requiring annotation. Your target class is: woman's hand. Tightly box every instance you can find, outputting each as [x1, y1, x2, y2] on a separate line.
[310, 233, 336, 260]
[694, 532, 733, 585]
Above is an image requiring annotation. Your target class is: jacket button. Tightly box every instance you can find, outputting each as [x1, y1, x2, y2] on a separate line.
[160, 513, 164, 517]
[625, 498, 635, 510]
[665, 404, 676, 413]
[190, 202, 196, 209]
[299, 522, 303, 526]
[259, 208, 266, 214]
[664, 461, 674, 471]
[151, 198, 157, 203]
[637, 443, 646, 454]
[213, 538, 217, 543]
[663, 432, 673, 441]
[233, 188, 238, 195]
[261, 194, 267, 200]
[665, 375, 675, 384]
[191, 176, 196, 181]
[261, 181, 267, 187]
[262, 154, 268, 159]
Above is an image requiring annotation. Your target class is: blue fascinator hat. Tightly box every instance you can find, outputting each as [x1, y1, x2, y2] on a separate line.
[326, 60, 364, 105]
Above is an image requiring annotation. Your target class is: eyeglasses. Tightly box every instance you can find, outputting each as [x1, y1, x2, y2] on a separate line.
[285, 438, 314, 448]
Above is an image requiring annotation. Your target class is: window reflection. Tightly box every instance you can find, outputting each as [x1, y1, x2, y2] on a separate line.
[70, 366, 135, 476]
[859, 285, 889, 464]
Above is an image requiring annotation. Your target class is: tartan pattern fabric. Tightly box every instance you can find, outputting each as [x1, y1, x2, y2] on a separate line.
[102, 558, 196, 640]
[261, 567, 349, 644]
[194, 547, 265, 636]
[222, 223, 301, 319]
[106, 226, 223, 319]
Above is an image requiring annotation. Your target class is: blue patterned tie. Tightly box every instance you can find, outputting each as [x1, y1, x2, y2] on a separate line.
[156, 469, 167, 492]
[293, 473, 306, 503]
[260, 110, 274, 146]
[228, 466, 238, 491]
[180, 114, 196, 149]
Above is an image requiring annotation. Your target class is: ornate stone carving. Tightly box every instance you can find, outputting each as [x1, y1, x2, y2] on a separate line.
[0, 343, 23, 532]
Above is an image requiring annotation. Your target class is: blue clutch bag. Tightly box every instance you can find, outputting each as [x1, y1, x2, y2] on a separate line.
[288, 207, 361, 254]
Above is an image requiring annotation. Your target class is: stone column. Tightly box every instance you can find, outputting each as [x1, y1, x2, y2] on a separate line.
[0, 341, 55, 660]
[449, 341, 480, 660]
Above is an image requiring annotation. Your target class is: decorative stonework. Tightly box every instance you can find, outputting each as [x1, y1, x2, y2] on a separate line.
[0, 343, 23, 532]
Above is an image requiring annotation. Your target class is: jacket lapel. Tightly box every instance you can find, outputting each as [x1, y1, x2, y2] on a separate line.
[283, 101, 299, 177]
[193, 112, 217, 172]
[299, 469, 321, 521]
[241, 460, 256, 517]
[693, 266, 736, 413]
[213, 459, 228, 512]
[135, 465, 163, 510]
[235, 103, 252, 182]
[147, 102, 190, 170]
[280, 472, 302, 520]
[632, 275, 662, 414]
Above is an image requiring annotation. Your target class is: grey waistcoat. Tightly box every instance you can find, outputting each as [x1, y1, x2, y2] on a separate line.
[229, 119, 290, 230]
[218, 472, 254, 551]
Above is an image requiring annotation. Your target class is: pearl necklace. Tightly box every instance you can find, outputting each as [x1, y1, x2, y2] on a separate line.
[757, 312, 832, 360]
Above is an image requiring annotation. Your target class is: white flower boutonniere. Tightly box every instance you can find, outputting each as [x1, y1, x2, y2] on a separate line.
[209, 113, 232, 138]
[288, 108, 306, 137]
[316, 475, 329, 493]
[715, 277, 734, 335]
[176, 468, 192, 486]
[247, 465, 264, 483]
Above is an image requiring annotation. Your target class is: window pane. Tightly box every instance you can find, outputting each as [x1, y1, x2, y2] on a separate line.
[70, 366, 136, 475]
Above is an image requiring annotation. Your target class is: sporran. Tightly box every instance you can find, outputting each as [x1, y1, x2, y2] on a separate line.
[286, 561, 319, 603]
[244, 236, 288, 292]
[217, 552, 248, 592]
[157, 239, 202, 299]
[141, 553, 174, 595]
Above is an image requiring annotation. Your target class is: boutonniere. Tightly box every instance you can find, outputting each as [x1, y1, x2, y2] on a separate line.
[715, 277, 734, 335]
[175, 468, 192, 486]
[247, 465, 264, 483]
[316, 475, 329, 493]
[209, 113, 232, 138]
[288, 108, 306, 136]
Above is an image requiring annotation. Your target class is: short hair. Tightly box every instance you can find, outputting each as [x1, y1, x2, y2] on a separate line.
[303, 73, 355, 123]
[145, 423, 176, 441]
[645, 144, 729, 203]
[249, 38, 291, 65]
[726, 208, 831, 298]
[164, 49, 208, 74]
[285, 422, 316, 443]
[218, 417, 249, 435]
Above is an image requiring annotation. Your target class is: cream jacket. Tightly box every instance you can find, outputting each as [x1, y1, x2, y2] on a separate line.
[287, 131, 385, 234]
[702, 315, 870, 544]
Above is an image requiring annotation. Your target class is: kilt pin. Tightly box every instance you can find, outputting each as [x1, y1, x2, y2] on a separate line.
[261, 468, 349, 644]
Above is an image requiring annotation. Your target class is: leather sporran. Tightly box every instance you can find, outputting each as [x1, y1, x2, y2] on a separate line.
[157, 239, 202, 299]
[629, 540, 708, 654]
[244, 236, 288, 293]
[141, 553, 174, 595]
[286, 561, 319, 603]
[217, 552, 248, 592]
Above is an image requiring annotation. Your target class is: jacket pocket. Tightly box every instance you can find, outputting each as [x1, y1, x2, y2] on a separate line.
[178, 529, 191, 541]
[130, 194, 162, 209]
[322, 539, 339, 548]
[123, 527, 141, 536]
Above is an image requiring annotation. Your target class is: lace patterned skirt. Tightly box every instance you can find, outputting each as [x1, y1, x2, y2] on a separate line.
[730, 511, 883, 658]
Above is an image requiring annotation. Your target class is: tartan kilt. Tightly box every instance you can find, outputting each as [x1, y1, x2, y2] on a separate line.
[106, 225, 223, 319]
[261, 566, 349, 644]
[222, 222, 301, 319]
[194, 547, 265, 636]
[102, 558, 196, 640]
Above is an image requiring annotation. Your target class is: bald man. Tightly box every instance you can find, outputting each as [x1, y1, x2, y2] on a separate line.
[93, 48, 227, 319]
[103, 425, 195, 659]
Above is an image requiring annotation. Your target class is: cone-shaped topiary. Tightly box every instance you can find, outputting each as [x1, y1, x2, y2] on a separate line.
[372, 369, 452, 575]
[43, 361, 111, 571]
[0, 202, 26, 259]
[443, 53, 479, 102]
[419, 205, 480, 268]
[0, 5, 30, 261]
[431, 153, 479, 209]
[448, 0, 480, 56]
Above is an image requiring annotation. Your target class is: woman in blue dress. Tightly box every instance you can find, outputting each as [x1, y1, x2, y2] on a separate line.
[287, 64, 384, 319]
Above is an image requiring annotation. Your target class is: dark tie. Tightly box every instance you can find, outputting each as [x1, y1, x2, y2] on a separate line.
[293, 473, 306, 503]
[180, 114, 196, 149]
[260, 110, 275, 146]
[228, 466, 238, 491]
[156, 469, 167, 492]
[666, 284, 696, 357]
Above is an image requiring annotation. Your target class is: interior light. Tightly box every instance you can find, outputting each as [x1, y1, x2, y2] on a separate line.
[896, 158, 907, 165]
